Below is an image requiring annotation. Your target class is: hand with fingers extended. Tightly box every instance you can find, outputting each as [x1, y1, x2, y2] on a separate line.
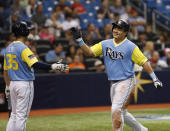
[153, 79, 163, 89]
[51, 59, 69, 72]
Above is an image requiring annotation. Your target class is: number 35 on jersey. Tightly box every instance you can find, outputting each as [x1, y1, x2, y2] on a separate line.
[5, 54, 18, 70]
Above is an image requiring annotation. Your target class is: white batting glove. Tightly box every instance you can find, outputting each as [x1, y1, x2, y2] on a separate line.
[153, 79, 163, 89]
[51, 59, 69, 72]
[5, 86, 10, 99]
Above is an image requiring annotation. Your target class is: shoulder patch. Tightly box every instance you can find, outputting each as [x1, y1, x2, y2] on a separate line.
[28, 54, 36, 60]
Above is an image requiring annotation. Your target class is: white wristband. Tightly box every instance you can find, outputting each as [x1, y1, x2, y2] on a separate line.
[76, 38, 83, 42]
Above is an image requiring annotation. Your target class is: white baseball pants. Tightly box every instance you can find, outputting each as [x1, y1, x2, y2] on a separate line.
[110, 77, 148, 131]
[6, 81, 34, 131]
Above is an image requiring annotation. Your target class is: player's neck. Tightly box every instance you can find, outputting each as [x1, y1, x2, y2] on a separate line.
[15, 37, 25, 43]
[114, 37, 126, 44]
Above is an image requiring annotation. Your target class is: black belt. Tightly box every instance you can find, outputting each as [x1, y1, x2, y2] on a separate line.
[110, 80, 120, 83]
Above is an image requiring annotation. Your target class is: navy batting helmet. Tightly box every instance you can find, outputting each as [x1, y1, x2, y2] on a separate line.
[12, 21, 30, 37]
[112, 19, 130, 32]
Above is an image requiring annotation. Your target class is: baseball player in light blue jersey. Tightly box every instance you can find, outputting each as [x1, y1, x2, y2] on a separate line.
[71, 19, 162, 131]
[3, 21, 69, 131]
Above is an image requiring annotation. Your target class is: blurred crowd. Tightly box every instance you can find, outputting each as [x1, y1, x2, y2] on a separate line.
[0, 0, 170, 74]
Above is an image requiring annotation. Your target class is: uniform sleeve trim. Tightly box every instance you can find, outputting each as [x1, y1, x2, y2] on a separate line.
[90, 47, 97, 57]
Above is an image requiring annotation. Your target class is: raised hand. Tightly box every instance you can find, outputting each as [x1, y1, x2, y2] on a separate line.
[70, 27, 82, 41]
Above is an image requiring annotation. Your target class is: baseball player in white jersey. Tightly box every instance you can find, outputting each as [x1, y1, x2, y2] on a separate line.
[3, 21, 69, 131]
[71, 19, 163, 131]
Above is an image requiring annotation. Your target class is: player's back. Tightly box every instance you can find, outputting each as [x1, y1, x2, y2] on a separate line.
[4, 41, 35, 81]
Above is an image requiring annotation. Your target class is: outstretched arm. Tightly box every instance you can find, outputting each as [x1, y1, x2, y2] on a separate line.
[21, 47, 69, 72]
[32, 60, 69, 72]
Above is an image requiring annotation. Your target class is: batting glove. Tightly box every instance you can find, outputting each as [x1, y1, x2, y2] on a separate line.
[153, 79, 163, 89]
[51, 59, 69, 72]
[70, 27, 83, 42]
[5, 86, 10, 99]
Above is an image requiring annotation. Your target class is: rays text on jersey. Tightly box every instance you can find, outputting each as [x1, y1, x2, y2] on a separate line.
[106, 47, 124, 60]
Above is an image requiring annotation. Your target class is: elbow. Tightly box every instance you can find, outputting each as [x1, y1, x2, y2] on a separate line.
[83, 52, 91, 57]
[84, 51, 95, 57]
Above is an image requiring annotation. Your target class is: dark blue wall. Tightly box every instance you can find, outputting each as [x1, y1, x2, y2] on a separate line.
[0, 71, 170, 110]
[32, 72, 110, 109]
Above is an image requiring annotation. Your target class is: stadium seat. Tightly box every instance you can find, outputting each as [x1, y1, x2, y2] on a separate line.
[146, 1, 157, 8]
[155, 44, 162, 50]
[20, 14, 32, 21]
[84, 58, 99, 71]
[80, 15, 89, 29]
[91, 19, 105, 29]
[65, 0, 74, 6]
[80, 0, 92, 7]
[0, 32, 11, 41]
[69, 68, 86, 73]
[36, 45, 51, 54]
[53, 39, 69, 51]
[165, 43, 170, 48]
[38, 53, 47, 62]
[0, 40, 6, 50]
[104, 19, 112, 25]
[4, 8, 10, 18]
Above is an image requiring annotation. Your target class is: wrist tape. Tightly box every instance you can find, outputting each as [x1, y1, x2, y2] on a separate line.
[77, 38, 85, 46]
[149, 72, 157, 81]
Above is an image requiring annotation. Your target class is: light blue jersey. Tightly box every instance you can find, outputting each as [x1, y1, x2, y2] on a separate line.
[102, 39, 136, 80]
[4, 41, 38, 81]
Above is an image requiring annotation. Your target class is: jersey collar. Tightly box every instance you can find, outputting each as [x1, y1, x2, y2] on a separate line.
[113, 38, 127, 47]
[13, 41, 24, 44]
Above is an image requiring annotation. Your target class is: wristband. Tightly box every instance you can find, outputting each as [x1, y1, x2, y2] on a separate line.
[149, 72, 157, 81]
[77, 38, 85, 46]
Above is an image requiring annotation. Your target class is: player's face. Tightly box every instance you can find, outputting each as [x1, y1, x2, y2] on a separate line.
[113, 27, 127, 40]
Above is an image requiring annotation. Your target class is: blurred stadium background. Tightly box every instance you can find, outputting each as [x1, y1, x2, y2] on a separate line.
[0, 0, 170, 130]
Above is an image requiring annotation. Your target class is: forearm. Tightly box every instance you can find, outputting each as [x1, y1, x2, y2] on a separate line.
[76, 38, 94, 57]
[32, 61, 68, 72]
[32, 61, 51, 70]
[142, 62, 153, 74]
[3, 70, 10, 86]
[80, 44, 94, 57]
[143, 62, 157, 81]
